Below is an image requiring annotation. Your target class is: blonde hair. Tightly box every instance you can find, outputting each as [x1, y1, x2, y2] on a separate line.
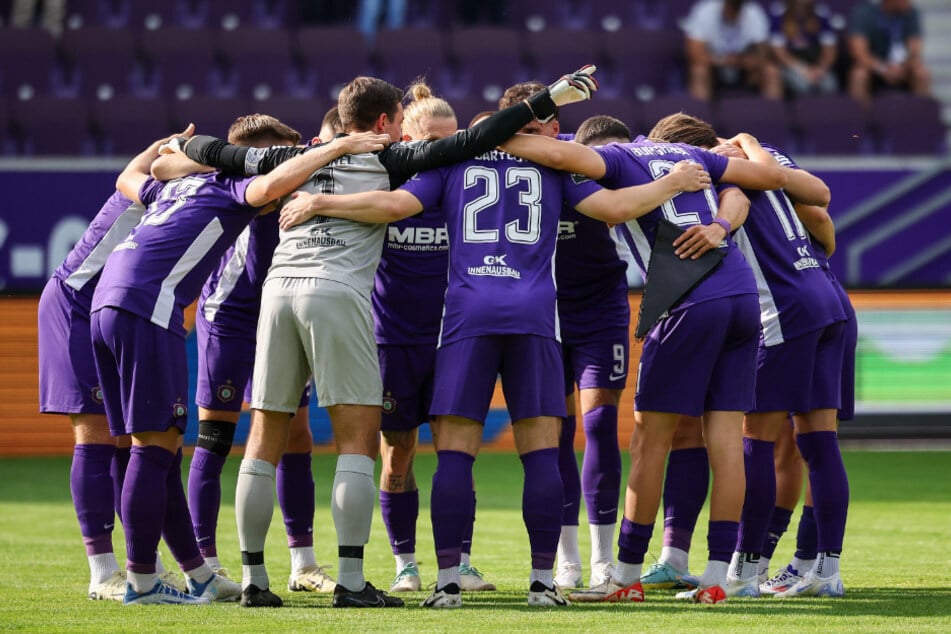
[402, 80, 456, 140]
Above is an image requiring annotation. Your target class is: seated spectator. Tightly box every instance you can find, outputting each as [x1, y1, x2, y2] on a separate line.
[769, 0, 839, 97]
[848, 0, 930, 102]
[684, 0, 782, 101]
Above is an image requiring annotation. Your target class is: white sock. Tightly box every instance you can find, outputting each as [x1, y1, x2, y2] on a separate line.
[790, 556, 815, 575]
[613, 561, 641, 585]
[128, 571, 158, 593]
[731, 552, 759, 582]
[530, 568, 554, 587]
[396, 552, 417, 573]
[557, 525, 581, 566]
[758, 556, 771, 578]
[813, 552, 840, 577]
[589, 523, 615, 567]
[205, 556, 221, 571]
[88, 552, 120, 587]
[290, 546, 316, 573]
[184, 562, 213, 584]
[659, 546, 689, 572]
[699, 560, 729, 589]
[154, 550, 167, 574]
[460, 552, 471, 566]
[437, 566, 460, 589]
[236, 458, 277, 590]
[332, 454, 376, 592]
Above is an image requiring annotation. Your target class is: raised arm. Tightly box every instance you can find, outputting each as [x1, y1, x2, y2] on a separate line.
[719, 156, 787, 192]
[151, 152, 214, 181]
[116, 124, 194, 203]
[278, 189, 424, 230]
[501, 133, 608, 179]
[244, 132, 389, 207]
[795, 202, 836, 256]
[729, 133, 830, 207]
[573, 160, 710, 223]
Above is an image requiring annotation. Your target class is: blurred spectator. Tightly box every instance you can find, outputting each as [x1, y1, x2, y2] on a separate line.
[683, 0, 782, 101]
[457, 0, 508, 26]
[358, 0, 407, 43]
[848, 0, 930, 102]
[769, 0, 839, 97]
[10, 0, 65, 36]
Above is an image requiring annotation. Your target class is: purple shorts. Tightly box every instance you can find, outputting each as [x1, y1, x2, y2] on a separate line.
[562, 327, 630, 395]
[378, 343, 436, 432]
[838, 314, 857, 421]
[754, 320, 845, 413]
[635, 294, 760, 417]
[37, 277, 105, 415]
[431, 335, 567, 422]
[90, 307, 189, 437]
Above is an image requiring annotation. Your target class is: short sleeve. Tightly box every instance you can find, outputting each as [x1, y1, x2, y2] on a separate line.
[138, 176, 164, 206]
[229, 176, 256, 208]
[562, 171, 603, 210]
[399, 169, 445, 211]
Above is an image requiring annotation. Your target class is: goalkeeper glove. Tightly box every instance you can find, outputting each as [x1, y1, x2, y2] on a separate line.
[524, 64, 599, 123]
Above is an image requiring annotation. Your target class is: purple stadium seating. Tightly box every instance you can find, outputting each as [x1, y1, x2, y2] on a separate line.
[59, 26, 140, 97]
[626, 0, 696, 30]
[445, 27, 525, 102]
[169, 95, 252, 139]
[251, 95, 328, 140]
[869, 94, 945, 155]
[180, 0, 290, 30]
[0, 99, 12, 155]
[10, 96, 96, 155]
[375, 28, 448, 93]
[715, 96, 796, 151]
[92, 96, 173, 156]
[0, 27, 57, 99]
[792, 94, 869, 155]
[639, 94, 714, 136]
[596, 28, 684, 99]
[215, 27, 297, 99]
[295, 26, 374, 101]
[525, 28, 597, 82]
[138, 27, 220, 98]
[447, 96, 498, 128]
[509, 0, 595, 31]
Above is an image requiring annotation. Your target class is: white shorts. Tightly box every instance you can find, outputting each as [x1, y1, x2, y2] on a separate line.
[251, 277, 382, 411]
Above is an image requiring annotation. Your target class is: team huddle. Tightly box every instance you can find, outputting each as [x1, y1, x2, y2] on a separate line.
[37, 64, 853, 609]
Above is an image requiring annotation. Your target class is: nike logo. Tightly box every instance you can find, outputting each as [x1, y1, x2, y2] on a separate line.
[598, 508, 617, 516]
[608, 373, 626, 382]
[393, 538, 410, 546]
[104, 523, 115, 530]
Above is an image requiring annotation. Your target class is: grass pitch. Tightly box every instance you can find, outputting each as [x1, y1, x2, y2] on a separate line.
[1, 449, 949, 632]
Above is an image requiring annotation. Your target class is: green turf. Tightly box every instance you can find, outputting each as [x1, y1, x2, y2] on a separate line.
[1, 450, 949, 632]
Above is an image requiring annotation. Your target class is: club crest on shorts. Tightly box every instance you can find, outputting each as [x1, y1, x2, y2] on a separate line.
[172, 402, 187, 418]
[91, 386, 104, 404]
[217, 383, 237, 402]
[382, 396, 397, 414]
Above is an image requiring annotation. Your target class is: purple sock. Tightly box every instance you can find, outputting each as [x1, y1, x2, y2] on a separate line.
[737, 438, 775, 554]
[707, 520, 739, 563]
[520, 448, 562, 571]
[794, 506, 818, 560]
[277, 452, 315, 549]
[662, 447, 709, 551]
[796, 431, 849, 553]
[71, 444, 117, 556]
[380, 490, 419, 555]
[111, 446, 130, 522]
[123, 445, 173, 573]
[617, 518, 653, 565]
[557, 415, 581, 526]
[431, 451, 474, 569]
[582, 405, 622, 525]
[187, 447, 226, 558]
[162, 449, 203, 572]
[762, 506, 794, 560]
[462, 490, 476, 557]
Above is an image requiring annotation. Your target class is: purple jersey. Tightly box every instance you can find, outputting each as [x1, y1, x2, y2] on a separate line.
[92, 172, 258, 338]
[199, 211, 280, 336]
[731, 144, 845, 345]
[54, 191, 145, 308]
[372, 206, 449, 345]
[400, 150, 591, 346]
[585, 141, 758, 307]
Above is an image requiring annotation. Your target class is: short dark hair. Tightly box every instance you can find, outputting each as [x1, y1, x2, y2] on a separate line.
[648, 113, 718, 148]
[321, 105, 343, 135]
[338, 76, 404, 132]
[468, 110, 496, 128]
[227, 113, 301, 146]
[575, 115, 632, 146]
[498, 81, 558, 120]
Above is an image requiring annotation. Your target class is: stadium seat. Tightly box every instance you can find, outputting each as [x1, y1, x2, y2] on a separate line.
[180, 0, 290, 31]
[295, 26, 373, 101]
[215, 27, 297, 99]
[639, 94, 713, 135]
[445, 27, 525, 103]
[715, 96, 796, 152]
[0, 100, 13, 155]
[92, 95, 173, 156]
[869, 94, 945, 155]
[448, 96, 498, 128]
[792, 94, 869, 155]
[138, 27, 220, 99]
[169, 95, 252, 139]
[59, 26, 141, 98]
[525, 28, 596, 79]
[0, 27, 57, 99]
[9, 96, 96, 155]
[627, 0, 696, 30]
[375, 28, 448, 93]
[63, 0, 136, 29]
[251, 95, 328, 140]
[596, 28, 684, 99]
[556, 98, 639, 137]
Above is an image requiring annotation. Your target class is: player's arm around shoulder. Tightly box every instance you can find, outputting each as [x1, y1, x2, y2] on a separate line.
[117, 124, 195, 204]
[278, 189, 424, 230]
[501, 133, 608, 179]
